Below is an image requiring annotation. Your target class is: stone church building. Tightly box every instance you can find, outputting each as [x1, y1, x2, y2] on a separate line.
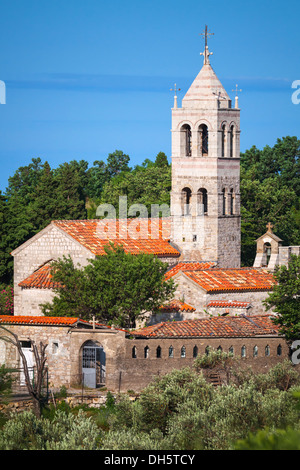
[1, 30, 298, 392]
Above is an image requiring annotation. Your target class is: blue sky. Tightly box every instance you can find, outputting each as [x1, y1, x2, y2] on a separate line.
[0, 0, 299, 192]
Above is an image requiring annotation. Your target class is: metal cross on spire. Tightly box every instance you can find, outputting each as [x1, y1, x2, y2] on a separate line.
[200, 25, 214, 65]
[170, 83, 181, 109]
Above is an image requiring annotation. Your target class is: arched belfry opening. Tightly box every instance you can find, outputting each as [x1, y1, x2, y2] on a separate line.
[180, 124, 192, 156]
[197, 188, 208, 215]
[198, 124, 208, 156]
[181, 187, 192, 215]
[82, 340, 106, 389]
[221, 123, 226, 157]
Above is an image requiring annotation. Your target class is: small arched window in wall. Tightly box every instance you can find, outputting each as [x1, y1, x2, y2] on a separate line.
[217, 346, 223, 352]
[229, 346, 234, 355]
[221, 124, 226, 157]
[132, 346, 137, 358]
[144, 346, 149, 359]
[156, 346, 162, 358]
[229, 125, 234, 157]
[181, 187, 192, 216]
[241, 345, 246, 358]
[181, 124, 192, 156]
[197, 188, 208, 215]
[181, 346, 186, 358]
[199, 124, 208, 156]
[205, 346, 210, 356]
[253, 345, 258, 357]
[277, 344, 282, 356]
[169, 346, 174, 358]
[193, 346, 198, 358]
[265, 345, 270, 357]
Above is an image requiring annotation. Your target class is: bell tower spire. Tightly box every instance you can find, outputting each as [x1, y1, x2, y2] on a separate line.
[170, 28, 241, 268]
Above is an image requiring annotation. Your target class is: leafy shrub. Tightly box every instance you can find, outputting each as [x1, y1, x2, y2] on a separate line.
[0, 410, 101, 450]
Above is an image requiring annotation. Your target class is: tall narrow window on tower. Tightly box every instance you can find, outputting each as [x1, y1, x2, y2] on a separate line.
[222, 188, 226, 215]
[181, 124, 192, 156]
[230, 188, 235, 215]
[221, 124, 226, 157]
[229, 125, 234, 157]
[199, 124, 208, 156]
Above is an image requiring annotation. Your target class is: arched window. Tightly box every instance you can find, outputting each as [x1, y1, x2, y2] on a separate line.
[181, 187, 192, 216]
[217, 346, 223, 352]
[265, 345, 270, 357]
[229, 346, 234, 355]
[222, 188, 226, 216]
[253, 345, 258, 357]
[277, 344, 282, 356]
[205, 346, 210, 356]
[132, 346, 137, 358]
[169, 346, 174, 358]
[199, 124, 208, 156]
[156, 346, 162, 358]
[241, 345, 246, 358]
[221, 124, 226, 157]
[193, 346, 198, 358]
[181, 124, 192, 156]
[181, 346, 186, 358]
[229, 125, 234, 157]
[144, 346, 149, 359]
[197, 188, 208, 215]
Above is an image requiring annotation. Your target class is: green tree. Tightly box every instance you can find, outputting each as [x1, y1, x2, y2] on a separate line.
[264, 254, 300, 342]
[53, 162, 87, 220]
[99, 165, 171, 217]
[154, 151, 169, 168]
[41, 243, 175, 328]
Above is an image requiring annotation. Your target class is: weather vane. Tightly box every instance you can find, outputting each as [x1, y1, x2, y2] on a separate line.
[200, 25, 214, 65]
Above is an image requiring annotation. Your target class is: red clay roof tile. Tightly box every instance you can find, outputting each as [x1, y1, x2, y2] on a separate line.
[159, 299, 196, 312]
[164, 262, 216, 280]
[19, 264, 60, 290]
[133, 315, 279, 338]
[207, 300, 251, 308]
[53, 218, 180, 257]
[181, 268, 275, 293]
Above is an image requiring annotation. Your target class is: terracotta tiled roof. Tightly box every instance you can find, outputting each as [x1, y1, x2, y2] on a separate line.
[159, 299, 196, 312]
[19, 264, 60, 290]
[52, 218, 180, 257]
[0, 315, 90, 327]
[0, 315, 126, 330]
[133, 315, 279, 338]
[165, 261, 216, 280]
[207, 301, 251, 309]
[181, 268, 275, 293]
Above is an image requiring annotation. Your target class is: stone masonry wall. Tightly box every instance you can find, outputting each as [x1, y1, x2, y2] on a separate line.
[122, 336, 290, 392]
[2, 324, 126, 392]
[13, 224, 94, 316]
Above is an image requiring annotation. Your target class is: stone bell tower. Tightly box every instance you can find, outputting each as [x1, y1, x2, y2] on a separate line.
[170, 26, 241, 268]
